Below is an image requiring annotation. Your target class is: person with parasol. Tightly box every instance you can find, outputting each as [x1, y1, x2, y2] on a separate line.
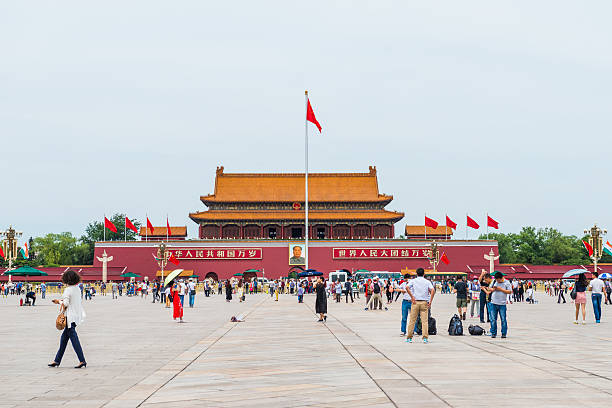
[164, 269, 185, 323]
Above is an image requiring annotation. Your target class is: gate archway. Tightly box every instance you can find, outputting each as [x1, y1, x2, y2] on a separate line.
[205, 272, 219, 281]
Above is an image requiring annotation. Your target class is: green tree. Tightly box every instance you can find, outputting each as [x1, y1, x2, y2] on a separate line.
[480, 227, 591, 265]
[33, 233, 79, 266]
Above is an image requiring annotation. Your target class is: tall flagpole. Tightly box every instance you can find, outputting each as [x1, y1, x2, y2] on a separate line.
[486, 212, 489, 240]
[424, 213, 427, 240]
[125, 216, 127, 241]
[465, 213, 468, 240]
[103, 214, 106, 242]
[166, 214, 169, 242]
[145, 214, 148, 242]
[304, 90, 309, 271]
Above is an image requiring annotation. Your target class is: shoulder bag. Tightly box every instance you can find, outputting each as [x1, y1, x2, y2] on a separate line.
[56, 304, 67, 331]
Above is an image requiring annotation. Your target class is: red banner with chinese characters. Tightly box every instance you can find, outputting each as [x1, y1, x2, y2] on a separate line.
[333, 248, 432, 259]
[170, 248, 262, 260]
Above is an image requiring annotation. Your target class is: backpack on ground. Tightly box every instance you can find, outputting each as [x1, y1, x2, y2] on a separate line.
[427, 316, 437, 335]
[415, 311, 437, 336]
[468, 324, 485, 335]
[448, 314, 463, 336]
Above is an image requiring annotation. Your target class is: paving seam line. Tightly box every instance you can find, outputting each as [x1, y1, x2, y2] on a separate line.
[102, 296, 269, 408]
[446, 335, 612, 397]
[486, 321, 612, 382]
[303, 299, 452, 408]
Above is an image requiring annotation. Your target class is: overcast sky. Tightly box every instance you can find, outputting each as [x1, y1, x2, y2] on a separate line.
[2, 1, 611, 241]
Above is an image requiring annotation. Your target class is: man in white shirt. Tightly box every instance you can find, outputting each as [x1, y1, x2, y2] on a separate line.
[405, 268, 435, 343]
[188, 279, 196, 308]
[589, 272, 607, 323]
[179, 280, 187, 306]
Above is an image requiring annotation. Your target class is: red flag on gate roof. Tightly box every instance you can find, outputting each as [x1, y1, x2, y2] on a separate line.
[169, 252, 180, 266]
[467, 215, 480, 229]
[166, 217, 172, 236]
[146, 217, 154, 235]
[487, 215, 499, 229]
[583, 240, 593, 257]
[440, 252, 450, 265]
[104, 217, 117, 233]
[306, 93, 322, 133]
[424, 216, 438, 229]
[445, 215, 457, 230]
[125, 217, 138, 233]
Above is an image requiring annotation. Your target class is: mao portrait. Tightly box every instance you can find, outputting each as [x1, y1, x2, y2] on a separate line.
[289, 244, 305, 265]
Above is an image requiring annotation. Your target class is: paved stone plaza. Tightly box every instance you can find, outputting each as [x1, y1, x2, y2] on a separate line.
[1, 290, 611, 407]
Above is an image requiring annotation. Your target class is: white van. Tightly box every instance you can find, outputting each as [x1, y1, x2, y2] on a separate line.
[329, 270, 348, 284]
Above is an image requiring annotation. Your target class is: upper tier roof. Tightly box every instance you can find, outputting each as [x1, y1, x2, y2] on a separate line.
[200, 166, 392, 203]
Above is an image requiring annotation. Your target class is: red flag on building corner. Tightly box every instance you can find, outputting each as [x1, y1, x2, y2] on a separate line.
[467, 216, 480, 229]
[487, 215, 499, 229]
[306, 95, 322, 132]
[440, 252, 450, 265]
[424, 216, 438, 229]
[167, 217, 172, 236]
[147, 218, 154, 235]
[445, 215, 457, 230]
[169, 252, 180, 266]
[104, 217, 117, 233]
[125, 217, 138, 233]
[583, 240, 593, 257]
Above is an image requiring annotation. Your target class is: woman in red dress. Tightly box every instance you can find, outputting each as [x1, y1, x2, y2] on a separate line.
[171, 282, 183, 323]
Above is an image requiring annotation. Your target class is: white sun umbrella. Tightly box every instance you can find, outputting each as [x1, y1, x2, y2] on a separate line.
[164, 269, 184, 287]
[562, 269, 588, 279]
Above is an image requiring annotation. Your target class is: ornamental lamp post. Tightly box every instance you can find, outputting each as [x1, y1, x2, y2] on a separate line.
[427, 240, 441, 275]
[1, 226, 23, 282]
[156, 241, 170, 285]
[584, 224, 607, 274]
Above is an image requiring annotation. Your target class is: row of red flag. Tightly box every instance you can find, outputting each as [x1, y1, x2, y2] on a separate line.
[424, 215, 499, 231]
[104, 216, 172, 236]
[105, 216, 181, 266]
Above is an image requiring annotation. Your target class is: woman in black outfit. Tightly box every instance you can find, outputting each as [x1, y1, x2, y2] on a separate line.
[315, 277, 327, 322]
[557, 279, 566, 303]
[225, 280, 232, 302]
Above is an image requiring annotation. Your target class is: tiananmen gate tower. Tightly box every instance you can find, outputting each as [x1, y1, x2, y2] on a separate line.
[189, 166, 404, 240]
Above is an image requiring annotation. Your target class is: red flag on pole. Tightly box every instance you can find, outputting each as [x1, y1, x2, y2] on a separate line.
[125, 217, 138, 233]
[424, 216, 439, 229]
[167, 217, 172, 236]
[446, 215, 457, 230]
[487, 215, 499, 229]
[583, 240, 593, 257]
[0, 245, 4, 259]
[306, 98, 322, 132]
[104, 217, 117, 233]
[169, 252, 180, 266]
[146, 218, 154, 235]
[440, 252, 450, 265]
[467, 216, 480, 229]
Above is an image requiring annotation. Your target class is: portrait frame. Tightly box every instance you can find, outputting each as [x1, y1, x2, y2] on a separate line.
[288, 242, 306, 266]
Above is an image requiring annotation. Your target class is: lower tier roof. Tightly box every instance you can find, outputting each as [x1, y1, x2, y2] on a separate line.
[189, 209, 404, 223]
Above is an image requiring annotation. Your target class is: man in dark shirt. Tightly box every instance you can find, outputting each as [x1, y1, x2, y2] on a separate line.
[345, 278, 354, 303]
[454, 276, 468, 320]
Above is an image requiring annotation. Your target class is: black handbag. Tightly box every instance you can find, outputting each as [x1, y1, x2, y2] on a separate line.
[570, 288, 577, 300]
